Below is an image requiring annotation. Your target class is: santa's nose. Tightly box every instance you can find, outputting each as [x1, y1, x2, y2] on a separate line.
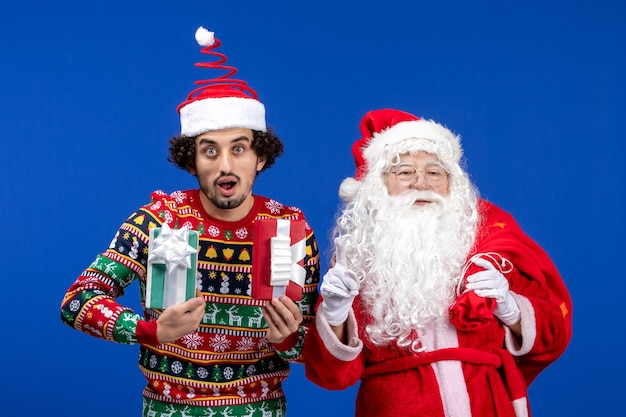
[409, 172, 431, 189]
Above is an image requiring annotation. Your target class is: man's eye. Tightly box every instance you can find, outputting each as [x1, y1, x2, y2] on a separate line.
[428, 169, 444, 177]
[205, 148, 217, 156]
[233, 145, 245, 154]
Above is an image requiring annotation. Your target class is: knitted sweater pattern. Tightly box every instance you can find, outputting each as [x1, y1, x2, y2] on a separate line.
[61, 189, 320, 416]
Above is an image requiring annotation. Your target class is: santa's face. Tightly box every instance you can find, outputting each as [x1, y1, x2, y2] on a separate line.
[385, 151, 449, 200]
[339, 150, 477, 350]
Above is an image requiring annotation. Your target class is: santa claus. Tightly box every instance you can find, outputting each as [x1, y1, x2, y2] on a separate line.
[303, 109, 572, 417]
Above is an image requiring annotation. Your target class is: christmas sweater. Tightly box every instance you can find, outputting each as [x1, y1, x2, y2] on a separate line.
[61, 189, 320, 416]
[303, 200, 572, 417]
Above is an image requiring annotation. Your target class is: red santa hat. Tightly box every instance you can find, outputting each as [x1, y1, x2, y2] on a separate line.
[177, 27, 266, 137]
[351, 109, 462, 180]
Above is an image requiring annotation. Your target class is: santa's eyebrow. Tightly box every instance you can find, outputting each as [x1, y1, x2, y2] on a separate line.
[396, 161, 445, 168]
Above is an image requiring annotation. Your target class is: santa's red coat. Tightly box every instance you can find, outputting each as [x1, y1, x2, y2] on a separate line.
[304, 200, 572, 417]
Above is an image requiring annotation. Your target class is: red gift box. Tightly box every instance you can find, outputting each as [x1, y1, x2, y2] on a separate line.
[252, 218, 306, 300]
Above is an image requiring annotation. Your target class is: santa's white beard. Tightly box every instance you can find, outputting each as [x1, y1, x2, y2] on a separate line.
[339, 186, 477, 351]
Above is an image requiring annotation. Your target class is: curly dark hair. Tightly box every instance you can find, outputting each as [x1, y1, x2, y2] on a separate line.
[167, 127, 284, 173]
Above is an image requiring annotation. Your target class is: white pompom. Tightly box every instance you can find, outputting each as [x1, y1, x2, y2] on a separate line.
[195, 26, 215, 47]
[338, 177, 361, 202]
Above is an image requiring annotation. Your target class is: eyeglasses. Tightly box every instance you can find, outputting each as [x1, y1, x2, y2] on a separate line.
[390, 163, 449, 187]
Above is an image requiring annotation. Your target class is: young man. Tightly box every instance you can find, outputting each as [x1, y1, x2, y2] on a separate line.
[303, 109, 572, 417]
[61, 27, 320, 417]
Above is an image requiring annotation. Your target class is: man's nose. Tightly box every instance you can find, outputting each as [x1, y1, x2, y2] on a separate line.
[217, 153, 233, 171]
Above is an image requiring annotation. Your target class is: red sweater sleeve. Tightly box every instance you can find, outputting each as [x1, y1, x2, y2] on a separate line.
[136, 319, 160, 346]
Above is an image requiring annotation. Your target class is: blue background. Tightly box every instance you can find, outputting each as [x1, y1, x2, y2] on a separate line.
[1, 1, 624, 415]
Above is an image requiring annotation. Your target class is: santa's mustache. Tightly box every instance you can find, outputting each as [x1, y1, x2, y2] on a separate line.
[389, 189, 446, 207]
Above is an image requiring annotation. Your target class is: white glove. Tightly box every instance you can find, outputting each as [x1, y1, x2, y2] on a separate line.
[465, 257, 520, 326]
[320, 238, 359, 326]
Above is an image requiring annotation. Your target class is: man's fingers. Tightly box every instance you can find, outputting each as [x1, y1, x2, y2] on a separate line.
[261, 305, 277, 327]
[262, 304, 289, 343]
[180, 292, 206, 312]
[277, 296, 302, 319]
[268, 297, 302, 324]
[262, 298, 301, 343]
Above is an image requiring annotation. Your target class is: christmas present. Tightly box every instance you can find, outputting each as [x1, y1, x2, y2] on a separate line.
[252, 218, 306, 301]
[146, 223, 199, 309]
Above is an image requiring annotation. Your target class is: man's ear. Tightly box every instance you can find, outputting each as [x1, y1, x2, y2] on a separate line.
[256, 156, 267, 172]
[186, 163, 197, 175]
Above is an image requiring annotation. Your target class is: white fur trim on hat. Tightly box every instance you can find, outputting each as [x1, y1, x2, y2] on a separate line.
[363, 119, 462, 169]
[180, 96, 266, 137]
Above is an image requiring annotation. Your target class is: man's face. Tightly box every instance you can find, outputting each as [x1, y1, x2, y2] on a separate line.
[385, 151, 449, 201]
[189, 128, 266, 221]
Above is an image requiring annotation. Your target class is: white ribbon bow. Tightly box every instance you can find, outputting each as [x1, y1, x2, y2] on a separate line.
[148, 223, 197, 272]
[269, 219, 306, 298]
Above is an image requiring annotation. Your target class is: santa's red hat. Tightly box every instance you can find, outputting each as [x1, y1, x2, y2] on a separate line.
[351, 109, 462, 180]
[177, 27, 266, 137]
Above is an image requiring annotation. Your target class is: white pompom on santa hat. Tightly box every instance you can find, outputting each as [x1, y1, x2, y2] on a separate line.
[177, 26, 266, 137]
[350, 109, 462, 180]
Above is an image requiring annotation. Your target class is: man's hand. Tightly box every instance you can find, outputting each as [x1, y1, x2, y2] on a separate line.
[465, 257, 520, 326]
[320, 238, 359, 326]
[156, 289, 206, 344]
[262, 296, 303, 344]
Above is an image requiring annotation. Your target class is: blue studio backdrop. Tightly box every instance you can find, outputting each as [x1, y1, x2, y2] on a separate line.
[1, 1, 624, 416]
